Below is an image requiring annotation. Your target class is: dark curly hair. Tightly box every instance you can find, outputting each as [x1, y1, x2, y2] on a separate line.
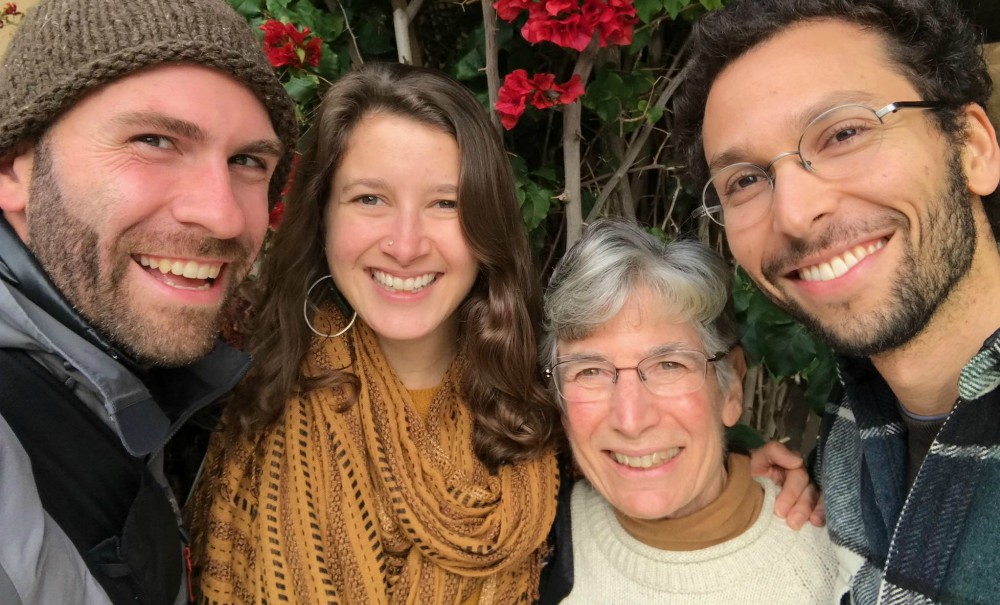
[227, 62, 558, 469]
[672, 0, 998, 238]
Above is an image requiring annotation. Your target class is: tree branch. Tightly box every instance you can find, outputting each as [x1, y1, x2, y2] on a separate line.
[585, 45, 693, 223]
[481, 0, 501, 132]
[562, 36, 600, 250]
[391, 0, 419, 64]
[323, 0, 364, 66]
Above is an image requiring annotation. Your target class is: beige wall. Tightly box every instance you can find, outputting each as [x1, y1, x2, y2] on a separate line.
[0, 0, 40, 56]
[987, 43, 1000, 123]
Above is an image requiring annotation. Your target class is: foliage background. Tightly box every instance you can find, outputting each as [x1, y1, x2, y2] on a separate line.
[231, 0, 837, 455]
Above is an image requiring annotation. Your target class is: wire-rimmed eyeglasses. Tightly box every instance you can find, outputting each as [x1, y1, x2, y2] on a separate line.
[700, 100, 945, 228]
[544, 348, 731, 403]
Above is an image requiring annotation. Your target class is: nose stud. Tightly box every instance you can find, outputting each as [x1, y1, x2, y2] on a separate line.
[387, 239, 394, 247]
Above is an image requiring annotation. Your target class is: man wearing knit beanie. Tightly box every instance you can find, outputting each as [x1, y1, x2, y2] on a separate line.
[0, 0, 297, 604]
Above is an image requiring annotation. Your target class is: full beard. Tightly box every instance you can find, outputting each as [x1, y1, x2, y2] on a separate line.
[25, 139, 255, 367]
[762, 150, 977, 358]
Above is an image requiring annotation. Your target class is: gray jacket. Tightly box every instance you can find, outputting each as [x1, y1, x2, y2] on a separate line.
[0, 219, 251, 605]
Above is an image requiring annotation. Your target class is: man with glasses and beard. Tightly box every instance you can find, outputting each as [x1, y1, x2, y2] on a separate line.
[0, 0, 296, 603]
[673, 0, 1000, 603]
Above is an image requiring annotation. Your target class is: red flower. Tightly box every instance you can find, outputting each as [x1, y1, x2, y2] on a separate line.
[583, 0, 636, 47]
[528, 73, 584, 108]
[268, 201, 285, 229]
[496, 69, 533, 130]
[279, 152, 301, 198]
[260, 20, 322, 69]
[522, 8, 593, 52]
[3, 3, 17, 16]
[493, 0, 533, 21]
[496, 70, 585, 130]
[497, 0, 636, 51]
[543, 0, 577, 16]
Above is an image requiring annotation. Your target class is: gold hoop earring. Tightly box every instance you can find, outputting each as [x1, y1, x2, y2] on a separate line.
[303, 275, 357, 338]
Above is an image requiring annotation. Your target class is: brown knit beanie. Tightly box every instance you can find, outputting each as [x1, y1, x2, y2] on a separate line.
[0, 0, 298, 204]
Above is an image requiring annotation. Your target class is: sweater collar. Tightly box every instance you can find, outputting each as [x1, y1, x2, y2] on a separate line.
[0, 216, 141, 372]
[612, 453, 764, 551]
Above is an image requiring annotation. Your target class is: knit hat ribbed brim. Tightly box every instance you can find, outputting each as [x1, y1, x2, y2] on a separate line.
[0, 0, 298, 204]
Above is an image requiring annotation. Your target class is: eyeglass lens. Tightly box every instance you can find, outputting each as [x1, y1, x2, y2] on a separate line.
[702, 104, 887, 228]
[553, 351, 710, 402]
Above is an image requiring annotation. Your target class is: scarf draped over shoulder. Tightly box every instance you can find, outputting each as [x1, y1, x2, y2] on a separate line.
[189, 311, 559, 604]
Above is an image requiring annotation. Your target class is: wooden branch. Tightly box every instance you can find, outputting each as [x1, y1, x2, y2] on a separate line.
[407, 0, 426, 20]
[585, 47, 693, 223]
[323, 0, 363, 67]
[391, 0, 415, 64]
[562, 36, 600, 250]
[481, 0, 501, 132]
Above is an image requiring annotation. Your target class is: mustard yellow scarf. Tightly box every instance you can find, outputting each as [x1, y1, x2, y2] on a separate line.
[189, 315, 559, 604]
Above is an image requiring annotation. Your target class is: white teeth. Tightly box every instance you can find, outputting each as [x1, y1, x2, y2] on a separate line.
[612, 448, 680, 469]
[138, 255, 222, 281]
[161, 275, 212, 291]
[373, 270, 436, 292]
[798, 239, 886, 282]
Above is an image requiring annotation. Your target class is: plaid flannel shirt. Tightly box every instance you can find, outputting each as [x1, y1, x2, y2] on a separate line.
[817, 328, 1000, 605]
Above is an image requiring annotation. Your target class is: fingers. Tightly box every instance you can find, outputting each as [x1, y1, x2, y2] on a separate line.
[809, 493, 826, 527]
[748, 441, 821, 530]
[773, 460, 811, 522]
[749, 441, 804, 480]
[784, 483, 822, 530]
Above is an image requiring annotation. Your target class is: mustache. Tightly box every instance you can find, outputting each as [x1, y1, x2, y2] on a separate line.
[762, 216, 902, 280]
[125, 233, 256, 263]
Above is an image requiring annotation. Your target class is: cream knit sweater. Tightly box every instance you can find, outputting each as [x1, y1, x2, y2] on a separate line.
[561, 478, 836, 604]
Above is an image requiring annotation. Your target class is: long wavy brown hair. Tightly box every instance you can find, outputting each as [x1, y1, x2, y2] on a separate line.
[227, 62, 558, 468]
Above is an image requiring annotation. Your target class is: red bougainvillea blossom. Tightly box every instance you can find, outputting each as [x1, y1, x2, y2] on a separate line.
[260, 20, 322, 69]
[494, 0, 637, 52]
[0, 2, 20, 28]
[496, 69, 584, 130]
[494, 0, 533, 21]
[269, 153, 301, 230]
[268, 201, 286, 229]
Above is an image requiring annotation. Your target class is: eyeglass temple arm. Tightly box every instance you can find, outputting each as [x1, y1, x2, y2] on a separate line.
[877, 100, 945, 119]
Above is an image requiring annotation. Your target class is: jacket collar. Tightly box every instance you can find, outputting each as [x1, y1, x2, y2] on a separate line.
[0, 216, 251, 455]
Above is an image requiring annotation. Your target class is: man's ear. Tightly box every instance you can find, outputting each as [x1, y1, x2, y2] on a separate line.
[960, 103, 1000, 198]
[0, 141, 35, 241]
[721, 345, 747, 428]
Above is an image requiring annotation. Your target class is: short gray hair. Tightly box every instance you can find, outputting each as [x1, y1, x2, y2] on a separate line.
[542, 217, 740, 395]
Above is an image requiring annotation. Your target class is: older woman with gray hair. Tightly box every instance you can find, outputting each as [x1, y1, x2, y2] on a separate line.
[537, 218, 836, 604]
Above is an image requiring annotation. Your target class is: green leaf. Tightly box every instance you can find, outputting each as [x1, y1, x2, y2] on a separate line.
[355, 9, 395, 55]
[662, 0, 692, 19]
[452, 46, 485, 81]
[227, 0, 264, 19]
[726, 423, 766, 451]
[316, 43, 342, 81]
[289, 0, 344, 41]
[634, 0, 664, 24]
[700, 0, 725, 10]
[803, 344, 837, 413]
[759, 322, 817, 379]
[283, 74, 318, 104]
[265, 0, 293, 21]
[645, 226, 673, 244]
[519, 180, 553, 231]
[628, 24, 654, 53]
[645, 105, 664, 125]
[531, 166, 558, 183]
[626, 72, 655, 97]
[583, 70, 625, 122]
